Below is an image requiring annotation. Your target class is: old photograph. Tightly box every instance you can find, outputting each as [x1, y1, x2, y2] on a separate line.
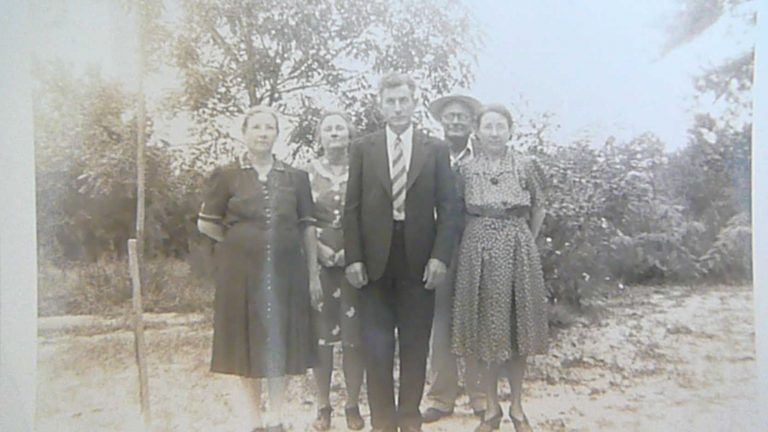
[21, 0, 761, 431]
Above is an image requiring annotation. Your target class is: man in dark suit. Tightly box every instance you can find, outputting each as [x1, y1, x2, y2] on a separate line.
[344, 73, 458, 432]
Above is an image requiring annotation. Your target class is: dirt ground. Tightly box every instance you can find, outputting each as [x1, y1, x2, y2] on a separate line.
[36, 285, 762, 431]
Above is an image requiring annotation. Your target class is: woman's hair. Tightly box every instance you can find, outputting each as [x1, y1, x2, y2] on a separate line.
[241, 105, 281, 135]
[314, 111, 358, 145]
[476, 103, 514, 130]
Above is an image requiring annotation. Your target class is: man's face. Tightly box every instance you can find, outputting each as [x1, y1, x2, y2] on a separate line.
[380, 84, 416, 130]
[440, 101, 474, 139]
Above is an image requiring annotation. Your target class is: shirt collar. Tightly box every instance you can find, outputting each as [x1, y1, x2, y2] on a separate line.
[386, 124, 413, 145]
[238, 153, 254, 169]
[311, 157, 346, 181]
[451, 134, 475, 165]
[238, 153, 285, 171]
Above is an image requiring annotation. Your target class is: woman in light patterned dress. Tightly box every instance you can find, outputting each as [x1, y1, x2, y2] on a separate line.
[452, 104, 548, 432]
[306, 112, 366, 431]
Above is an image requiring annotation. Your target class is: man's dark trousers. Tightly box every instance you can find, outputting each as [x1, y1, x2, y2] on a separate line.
[359, 221, 434, 430]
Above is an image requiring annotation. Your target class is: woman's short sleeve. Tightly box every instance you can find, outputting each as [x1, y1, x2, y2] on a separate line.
[522, 157, 547, 208]
[198, 168, 231, 222]
[295, 169, 317, 227]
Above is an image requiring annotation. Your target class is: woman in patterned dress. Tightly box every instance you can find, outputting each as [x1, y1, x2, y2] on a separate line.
[306, 112, 365, 431]
[197, 106, 322, 432]
[451, 104, 548, 432]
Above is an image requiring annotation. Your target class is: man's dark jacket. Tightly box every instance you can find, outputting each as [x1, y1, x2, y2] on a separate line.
[344, 128, 458, 282]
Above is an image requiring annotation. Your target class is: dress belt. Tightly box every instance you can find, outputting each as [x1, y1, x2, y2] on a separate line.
[466, 206, 530, 220]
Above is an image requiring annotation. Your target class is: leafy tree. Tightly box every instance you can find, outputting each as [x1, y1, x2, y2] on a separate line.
[34, 62, 193, 262]
[660, 0, 754, 56]
[660, 0, 754, 282]
[168, 0, 478, 163]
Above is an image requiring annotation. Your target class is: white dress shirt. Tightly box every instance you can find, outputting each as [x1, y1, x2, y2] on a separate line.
[450, 133, 476, 167]
[386, 124, 413, 220]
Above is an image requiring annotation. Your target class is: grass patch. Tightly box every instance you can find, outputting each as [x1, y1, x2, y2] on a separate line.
[38, 257, 214, 316]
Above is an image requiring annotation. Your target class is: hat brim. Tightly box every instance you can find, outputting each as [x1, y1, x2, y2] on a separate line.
[428, 95, 483, 120]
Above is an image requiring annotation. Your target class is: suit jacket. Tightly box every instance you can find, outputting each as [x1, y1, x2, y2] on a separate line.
[344, 127, 458, 282]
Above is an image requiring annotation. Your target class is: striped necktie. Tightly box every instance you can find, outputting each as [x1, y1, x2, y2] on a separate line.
[391, 135, 407, 220]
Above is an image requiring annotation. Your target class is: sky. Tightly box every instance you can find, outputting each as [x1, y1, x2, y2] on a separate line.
[28, 0, 756, 151]
[466, 0, 755, 149]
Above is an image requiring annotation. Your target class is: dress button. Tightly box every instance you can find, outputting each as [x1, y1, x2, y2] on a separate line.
[334, 195, 340, 202]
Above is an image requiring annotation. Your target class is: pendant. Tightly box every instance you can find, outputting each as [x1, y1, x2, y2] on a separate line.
[490, 177, 499, 185]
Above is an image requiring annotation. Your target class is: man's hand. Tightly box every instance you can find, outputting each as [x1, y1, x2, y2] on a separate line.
[345, 262, 369, 289]
[423, 258, 447, 290]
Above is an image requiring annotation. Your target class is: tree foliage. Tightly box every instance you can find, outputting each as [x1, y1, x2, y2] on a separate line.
[169, 0, 478, 158]
[34, 62, 200, 262]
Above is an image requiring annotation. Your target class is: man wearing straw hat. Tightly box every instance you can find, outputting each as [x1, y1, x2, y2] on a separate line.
[422, 94, 486, 424]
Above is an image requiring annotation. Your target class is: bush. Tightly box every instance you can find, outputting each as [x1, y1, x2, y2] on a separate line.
[38, 257, 213, 316]
[700, 212, 752, 282]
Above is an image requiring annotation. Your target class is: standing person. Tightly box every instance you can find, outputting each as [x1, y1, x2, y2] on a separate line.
[307, 111, 365, 431]
[197, 106, 322, 432]
[344, 72, 458, 432]
[422, 94, 486, 424]
[452, 104, 548, 432]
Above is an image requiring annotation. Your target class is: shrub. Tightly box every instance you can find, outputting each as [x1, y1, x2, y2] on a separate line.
[700, 212, 752, 282]
[37, 257, 213, 316]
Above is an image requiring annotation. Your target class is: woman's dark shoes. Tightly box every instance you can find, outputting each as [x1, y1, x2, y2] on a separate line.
[509, 409, 533, 432]
[312, 406, 332, 431]
[473, 408, 486, 418]
[344, 405, 365, 430]
[422, 407, 453, 423]
[473, 407, 502, 432]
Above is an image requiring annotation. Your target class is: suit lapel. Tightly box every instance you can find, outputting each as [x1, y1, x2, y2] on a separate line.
[370, 130, 392, 197]
[406, 130, 428, 191]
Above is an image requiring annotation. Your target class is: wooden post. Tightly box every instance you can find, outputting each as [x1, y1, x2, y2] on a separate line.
[128, 239, 151, 428]
[130, 2, 151, 428]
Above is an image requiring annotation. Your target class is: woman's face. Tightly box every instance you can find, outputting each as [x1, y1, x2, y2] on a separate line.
[243, 112, 278, 154]
[477, 111, 511, 155]
[319, 114, 351, 152]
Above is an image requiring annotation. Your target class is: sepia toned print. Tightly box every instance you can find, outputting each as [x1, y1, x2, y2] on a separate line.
[31, 0, 759, 431]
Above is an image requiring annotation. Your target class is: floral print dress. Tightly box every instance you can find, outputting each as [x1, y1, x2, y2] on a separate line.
[451, 151, 548, 364]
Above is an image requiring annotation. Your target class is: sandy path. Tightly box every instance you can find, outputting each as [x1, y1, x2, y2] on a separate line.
[36, 285, 761, 431]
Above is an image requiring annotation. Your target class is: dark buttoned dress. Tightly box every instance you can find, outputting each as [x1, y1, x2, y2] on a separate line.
[199, 161, 317, 378]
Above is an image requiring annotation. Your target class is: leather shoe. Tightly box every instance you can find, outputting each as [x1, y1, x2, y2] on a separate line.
[344, 405, 365, 430]
[421, 407, 453, 423]
[312, 406, 332, 430]
[510, 414, 533, 432]
[473, 408, 486, 418]
[399, 426, 422, 432]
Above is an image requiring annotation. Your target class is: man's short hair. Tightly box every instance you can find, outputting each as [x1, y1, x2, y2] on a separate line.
[378, 72, 417, 97]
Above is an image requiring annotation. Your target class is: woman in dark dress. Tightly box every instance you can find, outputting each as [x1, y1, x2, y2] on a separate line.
[306, 112, 365, 431]
[452, 105, 548, 432]
[197, 106, 322, 432]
